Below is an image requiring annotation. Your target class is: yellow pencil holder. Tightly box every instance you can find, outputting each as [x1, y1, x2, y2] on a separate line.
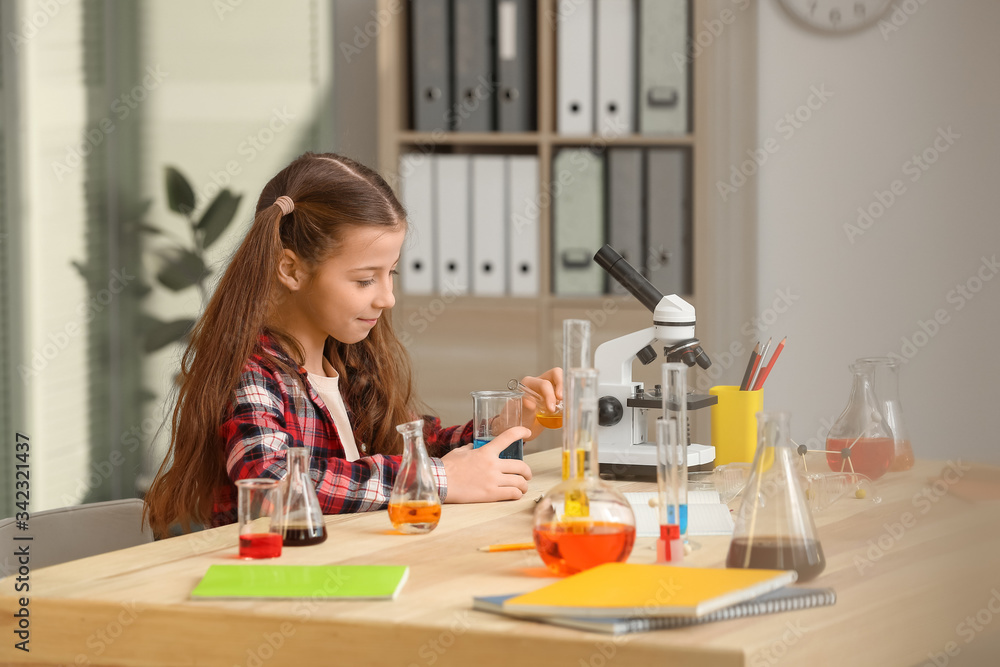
[709, 386, 763, 465]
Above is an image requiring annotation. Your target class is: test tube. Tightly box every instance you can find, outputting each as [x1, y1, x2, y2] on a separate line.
[656, 417, 684, 564]
[561, 320, 591, 481]
[661, 363, 689, 535]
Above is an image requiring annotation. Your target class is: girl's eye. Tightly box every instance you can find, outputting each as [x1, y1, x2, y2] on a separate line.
[358, 278, 376, 287]
[390, 269, 399, 276]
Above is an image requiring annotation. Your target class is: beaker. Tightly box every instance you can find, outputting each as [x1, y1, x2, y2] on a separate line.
[388, 419, 442, 534]
[727, 411, 826, 582]
[236, 478, 284, 559]
[279, 448, 328, 546]
[856, 357, 914, 472]
[471, 390, 524, 459]
[533, 368, 636, 576]
[508, 379, 563, 429]
[825, 362, 895, 480]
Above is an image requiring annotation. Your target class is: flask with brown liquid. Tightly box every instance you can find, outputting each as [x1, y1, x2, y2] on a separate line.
[279, 447, 328, 546]
[388, 420, 442, 534]
[727, 411, 826, 582]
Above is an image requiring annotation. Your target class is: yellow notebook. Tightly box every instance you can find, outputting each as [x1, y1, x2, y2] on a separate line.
[503, 563, 797, 618]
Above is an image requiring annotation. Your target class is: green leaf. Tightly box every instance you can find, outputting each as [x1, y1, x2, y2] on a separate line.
[155, 248, 209, 291]
[165, 167, 196, 215]
[197, 190, 242, 249]
[144, 318, 196, 353]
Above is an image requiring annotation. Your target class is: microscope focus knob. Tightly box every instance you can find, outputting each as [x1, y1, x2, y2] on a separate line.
[598, 396, 624, 427]
[636, 345, 657, 366]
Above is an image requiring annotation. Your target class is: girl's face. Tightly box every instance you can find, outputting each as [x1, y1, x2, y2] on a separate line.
[300, 224, 405, 344]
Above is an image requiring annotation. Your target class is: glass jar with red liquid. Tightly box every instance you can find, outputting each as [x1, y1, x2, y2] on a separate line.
[825, 361, 896, 480]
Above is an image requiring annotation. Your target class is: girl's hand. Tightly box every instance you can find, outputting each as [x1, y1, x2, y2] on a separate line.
[519, 368, 563, 440]
[441, 427, 533, 503]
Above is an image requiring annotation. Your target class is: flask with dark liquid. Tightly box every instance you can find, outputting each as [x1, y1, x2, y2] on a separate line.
[727, 411, 826, 582]
[279, 448, 328, 546]
[388, 420, 441, 534]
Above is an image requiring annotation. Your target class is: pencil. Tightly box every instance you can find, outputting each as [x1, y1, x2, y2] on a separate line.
[748, 337, 772, 390]
[477, 542, 536, 553]
[752, 337, 786, 391]
[739, 342, 760, 391]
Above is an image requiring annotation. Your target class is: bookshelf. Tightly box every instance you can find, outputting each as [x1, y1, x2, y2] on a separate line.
[376, 0, 758, 450]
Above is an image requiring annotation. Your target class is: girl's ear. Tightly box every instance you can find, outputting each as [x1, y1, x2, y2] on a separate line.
[276, 249, 306, 291]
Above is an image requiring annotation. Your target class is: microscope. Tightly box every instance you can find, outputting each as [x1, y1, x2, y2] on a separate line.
[593, 245, 717, 478]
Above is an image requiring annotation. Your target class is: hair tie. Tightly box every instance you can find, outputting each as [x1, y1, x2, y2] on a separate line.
[274, 195, 294, 216]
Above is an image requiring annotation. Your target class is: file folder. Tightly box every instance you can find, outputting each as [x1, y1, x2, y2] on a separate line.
[556, 0, 594, 135]
[645, 148, 691, 296]
[471, 155, 507, 296]
[453, 0, 495, 132]
[639, 0, 689, 134]
[496, 0, 536, 132]
[596, 0, 635, 136]
[507, 155, 540, 296]
[607, 148, 644, 295]
[552, 149, 604, 295]
[435, 155, 471, 295]
[410, 0, 451, 132]
[398, 153, 436, 294]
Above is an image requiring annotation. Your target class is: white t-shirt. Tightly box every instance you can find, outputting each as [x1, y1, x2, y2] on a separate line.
[306, 359, 361, 462]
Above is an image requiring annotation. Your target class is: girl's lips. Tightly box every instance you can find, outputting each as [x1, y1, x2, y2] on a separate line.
[359, 318, 378, 326]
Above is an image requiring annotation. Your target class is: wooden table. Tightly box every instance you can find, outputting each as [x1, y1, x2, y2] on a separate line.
[3, 449, 999, 666]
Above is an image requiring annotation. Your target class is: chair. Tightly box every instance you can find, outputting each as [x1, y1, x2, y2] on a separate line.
[0, 498, 153, 577]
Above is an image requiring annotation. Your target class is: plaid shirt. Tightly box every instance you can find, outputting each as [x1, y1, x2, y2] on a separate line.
[211, 335, 472, 527]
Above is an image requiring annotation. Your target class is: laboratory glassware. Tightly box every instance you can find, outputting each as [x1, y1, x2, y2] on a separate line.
[856, 356, 914, 472]
[825, 361, 895, 480]
[388, 419, 442, 534]
[237, 478, 284, 559]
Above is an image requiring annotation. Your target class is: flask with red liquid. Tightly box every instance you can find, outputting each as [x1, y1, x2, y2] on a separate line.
[825, 361, 895, 480]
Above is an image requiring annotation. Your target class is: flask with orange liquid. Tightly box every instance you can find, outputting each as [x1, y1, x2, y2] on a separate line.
[856, 357, 914, 471]
[388, 420, 442, 534]
[825, 361, 896, 480]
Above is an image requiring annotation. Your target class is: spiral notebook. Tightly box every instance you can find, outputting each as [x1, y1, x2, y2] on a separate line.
[474, 587, 836, 635]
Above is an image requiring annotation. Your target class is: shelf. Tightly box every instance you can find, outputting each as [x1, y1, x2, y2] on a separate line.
[548, 134, 695, 147]
[396, 131, 695, 149]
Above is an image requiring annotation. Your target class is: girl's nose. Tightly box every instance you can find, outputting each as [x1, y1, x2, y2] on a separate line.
[374, 280, 395, 309]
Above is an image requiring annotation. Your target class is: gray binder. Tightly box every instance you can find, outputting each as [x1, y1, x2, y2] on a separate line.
[607, 148, 644, 295]
[552, 149, 605, 295]
[410, 0, 451, 132]
[496, 0, 536, 132]
[645, 149, 691, 296]
[639, 0, 689, 134]
[453, 0, 495, 132]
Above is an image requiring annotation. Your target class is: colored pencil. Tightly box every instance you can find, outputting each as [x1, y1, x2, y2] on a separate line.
[748, 337, 772, 390]
[752, 337, 786, 391]
[739, 342, 760, 391]
[477, 542, 536, 553]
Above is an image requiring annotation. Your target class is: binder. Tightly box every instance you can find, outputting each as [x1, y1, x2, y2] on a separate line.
[435, 155, 471, 295]
[606, 148, 644, 295]
[596, 0, 635, 136]
[471, 155, 507, 296]
[398, 152, 436, 294]
[453, 0, 495, 132]
[496, 0, 536, 132]
[639, 0, 689, 134]
[552, 149, 604, 295]
[556, 0, 594, 134]
[645, 148, 690, 296]
[410, 0, 451, 132]
[507, 155, 540, 296]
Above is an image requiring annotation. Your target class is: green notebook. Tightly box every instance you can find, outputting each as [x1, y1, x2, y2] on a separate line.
[190, 564, 409, 600]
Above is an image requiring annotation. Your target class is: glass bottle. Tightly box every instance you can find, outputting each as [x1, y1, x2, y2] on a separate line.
[825, 362, 896, 480]
[533, 368, 636, 576]
[388, 419, 442, 534]
[727, 411, 826, 582]
[856, 357, 914, 472]
[280, 448, 328, 546]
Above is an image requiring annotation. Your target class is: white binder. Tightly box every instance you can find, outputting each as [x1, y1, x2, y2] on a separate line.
[471, 155, 507, 296]
[552, 149, 604, 295]
[639, 0, 688, 134]
[507, 155, 540, 296]
[435, 155, 471, 296]
[398, 153, 435, 295]
[556, 0, 594, 135]
[596, 0, 635, 136]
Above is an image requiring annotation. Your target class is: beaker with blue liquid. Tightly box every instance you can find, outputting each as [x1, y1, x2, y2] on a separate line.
[470, 390, 524, 460]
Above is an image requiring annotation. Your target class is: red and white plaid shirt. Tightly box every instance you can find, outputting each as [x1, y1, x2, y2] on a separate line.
[211, 334, 472, 527]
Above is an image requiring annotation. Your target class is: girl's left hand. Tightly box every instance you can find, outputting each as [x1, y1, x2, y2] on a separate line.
[519, 368, 563, 441]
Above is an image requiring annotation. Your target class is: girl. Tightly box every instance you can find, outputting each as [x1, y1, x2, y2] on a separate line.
[143, 152, 562, 537]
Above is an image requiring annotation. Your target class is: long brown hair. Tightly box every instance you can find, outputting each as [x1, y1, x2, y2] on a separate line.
[143, 152, 415, 537]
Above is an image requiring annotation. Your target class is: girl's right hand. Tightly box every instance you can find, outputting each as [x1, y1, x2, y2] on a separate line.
[441, 426, 533, 503]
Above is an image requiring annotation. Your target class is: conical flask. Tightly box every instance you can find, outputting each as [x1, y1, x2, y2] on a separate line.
[727, 411, 826, 582]
[280, 448, 328, 546]
[856, 357, 914, 472]
[533, 368, 636, 576]
[388, 419, 441, 534]
[825, 362, 895, 480]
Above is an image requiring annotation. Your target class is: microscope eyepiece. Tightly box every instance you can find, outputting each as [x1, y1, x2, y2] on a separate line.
[594, 245, 664, 313]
